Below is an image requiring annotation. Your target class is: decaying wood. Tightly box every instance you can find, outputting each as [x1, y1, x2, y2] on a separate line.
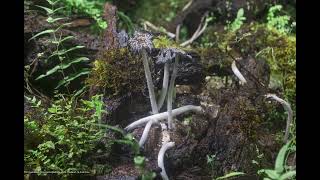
[102, 3, 119, 50]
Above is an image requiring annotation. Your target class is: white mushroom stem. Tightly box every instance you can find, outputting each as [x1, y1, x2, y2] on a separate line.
[158, 142, 175, 180]
[142, 49, 159, 114]
[157, 63, 170, 111]
[265, 94, 293, 143]
[167, 56, 179, 129]
[125, 105, 203, 131]
[231, 60, 247, 84]
[139, 119, 158, 147]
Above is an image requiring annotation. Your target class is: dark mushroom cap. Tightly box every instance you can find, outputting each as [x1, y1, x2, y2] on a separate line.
[128, 31, 154, 54]
[156, 48, 192, 64]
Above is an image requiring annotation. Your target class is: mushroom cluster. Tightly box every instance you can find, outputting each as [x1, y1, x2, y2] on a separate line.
[125, 31, 203, 180]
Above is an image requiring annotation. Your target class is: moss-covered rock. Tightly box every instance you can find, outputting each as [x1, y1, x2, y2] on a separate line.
[86, 48, 145, 97]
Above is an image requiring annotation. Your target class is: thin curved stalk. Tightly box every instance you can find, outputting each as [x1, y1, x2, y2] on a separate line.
[265, 94, 293, 143]
[125, 105, 203, 131]
[142, 49, 158, 114]
[139, 119, 158, 147]
[167, 56, 179, 129]
[157, 63, 170, 111]
[231, 60, 247, 84]
[158, 142, 175, 180]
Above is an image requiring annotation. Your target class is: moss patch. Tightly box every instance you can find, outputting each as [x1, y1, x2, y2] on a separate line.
[86, 48, 145, 97]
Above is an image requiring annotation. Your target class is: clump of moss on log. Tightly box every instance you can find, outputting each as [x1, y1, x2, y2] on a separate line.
[86, 48, 145, 97]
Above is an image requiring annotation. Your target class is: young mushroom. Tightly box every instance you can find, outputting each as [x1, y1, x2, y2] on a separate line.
[129, 31, 159, 114]
[157, 141, 175, 180]
[265, 93, 293, 143]
[139, 119, 158, 147]
[156, 48, 192, 129]
[125, 105, 203, 131]
[231, 60, 247, 85]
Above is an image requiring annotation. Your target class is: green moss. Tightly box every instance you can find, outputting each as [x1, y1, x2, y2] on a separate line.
[200, 23, 296, 105]
[153, 35, 178, 49]
[86, 48, 145, 97]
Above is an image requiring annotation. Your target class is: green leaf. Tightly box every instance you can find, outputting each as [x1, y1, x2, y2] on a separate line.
[47, 0, 61, 5]
[35, 57, 89, 80]
[279, 170, 296, 180]
[73, 86, 88, 98]
[48, 107, 57, 113]
[216, 172, 246, 180]
[29, 29, 55, 41]
[53, 7, 65, 13]
[275, 142, 291, 173]
[35, 5, 53, 14]
[92, 123, 125, 135]
[117, 11, 133, 33]
[55, 36, 74, 44]
[31, 96, 36, 103]
[48, 46, 85, 59]
[54, 23, 73, 32]
[36, 100, 42, 107]
[258, 169, 280, 179]
[237, 8, 244, 18]
[134, 156, 145, 166]
[55, 69, 90, 89]
[47, 17, 66, 23]
[39, 141, 55, 149]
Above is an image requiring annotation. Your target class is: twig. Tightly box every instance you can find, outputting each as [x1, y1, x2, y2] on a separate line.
[182, 0, 193, 11]
[180, 12, 209, 47]
[144, 21, 176, 38]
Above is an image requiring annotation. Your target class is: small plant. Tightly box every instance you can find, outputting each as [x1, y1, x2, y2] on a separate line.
[62, 0, 107, 30]
[29, 0, 91, 92]
[267, 5, 294, 34]
[207, 154, 216, 176]
[257, 140, 296, 180]
[24, 94, 108, 177]
[251, 145, 265, 168]
[227, 8, 246, 32]
[134, 156, 156, 180]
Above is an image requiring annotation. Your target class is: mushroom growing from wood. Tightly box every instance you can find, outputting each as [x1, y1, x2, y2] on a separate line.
[129, 31, 158, 114]
[126, 34, 210, 180]
[158, 141, 175, 180]
[265, 93, 293, 143]
[231, 59, 247, 84]
[156, 48, 192, 129]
